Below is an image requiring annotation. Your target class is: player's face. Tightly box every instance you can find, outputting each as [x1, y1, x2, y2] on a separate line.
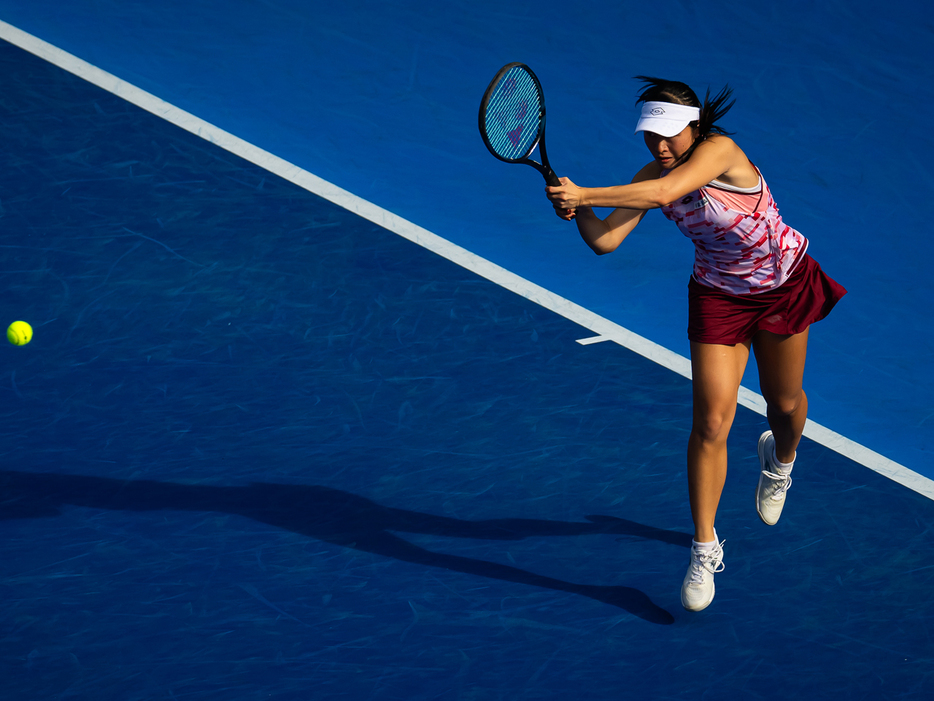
[643, 125, 698, 169]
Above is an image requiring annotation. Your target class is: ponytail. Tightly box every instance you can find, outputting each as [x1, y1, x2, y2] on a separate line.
[695, 85, 735, 139]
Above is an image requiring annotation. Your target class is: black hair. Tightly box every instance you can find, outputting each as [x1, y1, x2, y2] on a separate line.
[634, 76, 736, 144]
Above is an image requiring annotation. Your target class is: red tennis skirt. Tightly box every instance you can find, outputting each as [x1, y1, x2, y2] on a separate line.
[687, 254, 847, 345]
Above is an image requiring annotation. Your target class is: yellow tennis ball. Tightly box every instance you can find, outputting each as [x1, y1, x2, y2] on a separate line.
[7, 321, 33, 346]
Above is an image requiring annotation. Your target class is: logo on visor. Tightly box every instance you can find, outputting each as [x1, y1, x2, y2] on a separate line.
[650, 107, 666, 116]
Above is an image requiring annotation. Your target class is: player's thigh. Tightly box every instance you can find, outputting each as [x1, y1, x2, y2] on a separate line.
[690, 341, 750, 433]
[752, 328, 809, 410]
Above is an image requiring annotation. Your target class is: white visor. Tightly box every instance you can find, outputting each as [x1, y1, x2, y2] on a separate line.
[634, 101, 700, 137]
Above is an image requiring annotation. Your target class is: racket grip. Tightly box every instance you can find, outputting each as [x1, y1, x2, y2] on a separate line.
[543, 168, 561, 187]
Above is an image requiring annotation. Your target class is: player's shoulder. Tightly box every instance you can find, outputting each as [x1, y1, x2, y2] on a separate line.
[694, 134, 750, 170]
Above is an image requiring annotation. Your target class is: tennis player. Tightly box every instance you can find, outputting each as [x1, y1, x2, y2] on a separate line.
[546, 77, 846, 611]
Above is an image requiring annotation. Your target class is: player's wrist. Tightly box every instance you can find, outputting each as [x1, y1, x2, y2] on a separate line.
[577, 188, 591, 208]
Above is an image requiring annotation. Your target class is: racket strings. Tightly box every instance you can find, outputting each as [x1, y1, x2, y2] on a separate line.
[484, 68, 544, 160]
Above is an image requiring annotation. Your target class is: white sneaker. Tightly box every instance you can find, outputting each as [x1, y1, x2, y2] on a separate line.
[756, 431, 793, 526]
[681, 537, 725, 611]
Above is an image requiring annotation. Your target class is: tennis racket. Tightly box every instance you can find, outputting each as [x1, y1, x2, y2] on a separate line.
[479, 63, 560, 187]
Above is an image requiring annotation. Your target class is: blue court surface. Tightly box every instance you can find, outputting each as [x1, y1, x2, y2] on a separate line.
[0, 2, 932, 699]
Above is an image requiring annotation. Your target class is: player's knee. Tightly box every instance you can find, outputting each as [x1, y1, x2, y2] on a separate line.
[691, 409, 734, 444]
[764, 390, 803, 418]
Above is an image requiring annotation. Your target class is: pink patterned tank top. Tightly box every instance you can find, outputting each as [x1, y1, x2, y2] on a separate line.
[660, 168, 807, 295]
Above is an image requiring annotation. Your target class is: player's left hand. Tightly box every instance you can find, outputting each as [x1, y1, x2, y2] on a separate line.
[553, 205, 576, 221]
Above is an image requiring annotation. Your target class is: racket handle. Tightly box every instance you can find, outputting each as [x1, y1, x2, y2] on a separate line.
[542, 168, 560, 187]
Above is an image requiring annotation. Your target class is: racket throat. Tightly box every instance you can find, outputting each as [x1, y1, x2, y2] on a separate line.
[535, 141, 560, 186]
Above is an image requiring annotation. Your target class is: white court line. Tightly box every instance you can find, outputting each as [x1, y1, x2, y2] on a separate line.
[3, 19, 931, 502]
[576, 336, 611, 345]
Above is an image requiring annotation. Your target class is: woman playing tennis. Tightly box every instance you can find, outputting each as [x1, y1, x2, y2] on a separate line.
[546, 77, 846, 611]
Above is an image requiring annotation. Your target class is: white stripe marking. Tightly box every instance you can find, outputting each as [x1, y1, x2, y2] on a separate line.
[576, 336, 611, 345]
[3, 20, 931, 502]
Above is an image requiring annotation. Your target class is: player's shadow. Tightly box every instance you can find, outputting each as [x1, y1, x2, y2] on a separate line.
[0, 470, 689, 625]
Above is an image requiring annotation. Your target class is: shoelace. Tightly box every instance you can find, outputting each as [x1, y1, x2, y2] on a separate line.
[761, 469, 793, 500]
[688, 542, 725, 584]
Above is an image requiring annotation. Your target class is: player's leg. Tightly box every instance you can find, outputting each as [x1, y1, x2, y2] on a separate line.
[687, 340, 751, 542]
[681, 340, 749, 611]
[753, 328, 809, 460]
[751, 328, 809, 525]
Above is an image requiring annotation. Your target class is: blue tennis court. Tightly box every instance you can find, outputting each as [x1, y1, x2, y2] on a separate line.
[0, 2, 932, 699]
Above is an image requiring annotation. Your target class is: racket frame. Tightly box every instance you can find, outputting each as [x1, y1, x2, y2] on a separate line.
[478, 62, 560, 187]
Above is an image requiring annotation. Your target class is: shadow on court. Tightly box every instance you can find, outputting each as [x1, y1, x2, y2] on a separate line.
[0, 470, 688, 625]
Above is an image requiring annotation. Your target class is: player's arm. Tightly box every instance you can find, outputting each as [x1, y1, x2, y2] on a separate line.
[548, 136, 742, 211]
[573, 161, 659, 255]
